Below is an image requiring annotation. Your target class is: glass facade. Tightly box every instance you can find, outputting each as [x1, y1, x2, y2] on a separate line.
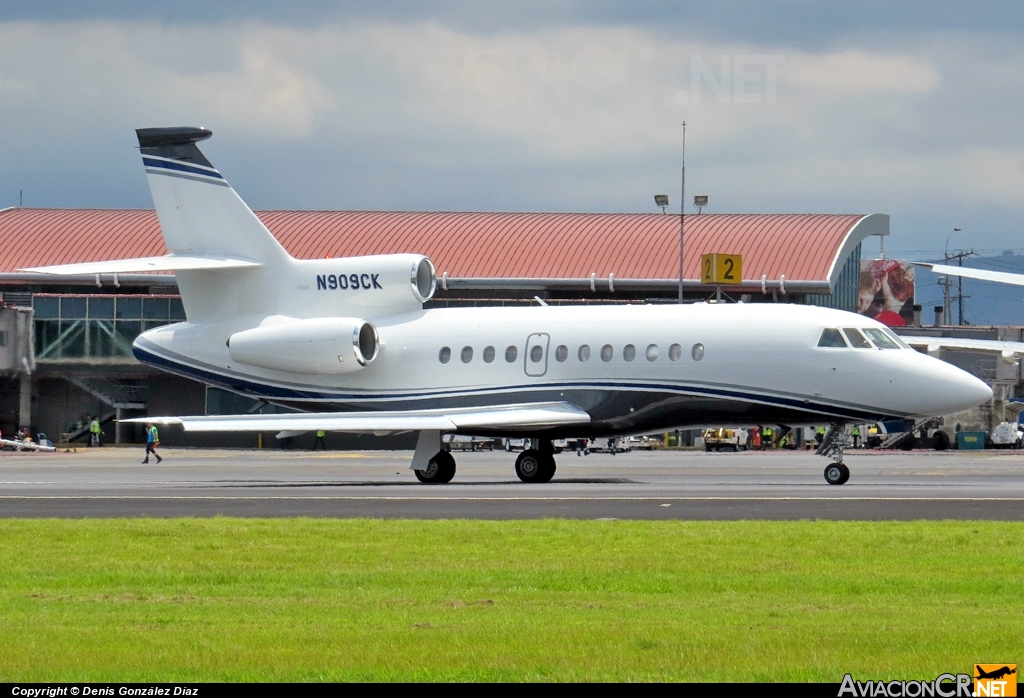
[33, 294, 186, 360]
[804, 243, 861, 313]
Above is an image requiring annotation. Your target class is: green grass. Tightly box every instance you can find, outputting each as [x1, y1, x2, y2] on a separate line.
[0, 519, 1020, 681]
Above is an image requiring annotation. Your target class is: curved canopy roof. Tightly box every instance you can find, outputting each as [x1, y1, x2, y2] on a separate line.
[0, 208, 887, 292]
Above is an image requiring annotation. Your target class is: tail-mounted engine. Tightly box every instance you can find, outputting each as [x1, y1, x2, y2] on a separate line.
[228, 317, 379, 374]
[302, 254, 436, 317]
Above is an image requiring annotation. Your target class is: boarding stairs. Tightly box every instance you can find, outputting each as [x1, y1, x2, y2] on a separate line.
[65, 377, 147, 409]
[877, 417, 943, 450]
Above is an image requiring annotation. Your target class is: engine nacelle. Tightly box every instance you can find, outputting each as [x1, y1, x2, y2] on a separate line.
[228, 317, 379, 375]
[305, 254, 436, 317]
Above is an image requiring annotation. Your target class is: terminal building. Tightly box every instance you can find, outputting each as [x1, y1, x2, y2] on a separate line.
[1, 206, 1006, 447]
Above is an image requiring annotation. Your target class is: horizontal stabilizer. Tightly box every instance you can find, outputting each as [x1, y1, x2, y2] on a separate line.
[20, 255, 261, 275]
[124, 401, 591, 433]
[914, 263, 1024, 287]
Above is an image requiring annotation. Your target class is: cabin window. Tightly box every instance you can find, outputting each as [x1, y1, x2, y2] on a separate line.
[843, 328, 872, 349]
[461, 346, 474, 363]
[691, 343, 704, 361]
[623, 344, 636, 362]
[578, 344, 591, 362]
[817, 328, 847, 348]
[646, 344, 659, 361]
[555, 345, 568, 362]
[530, 345, 543, 363]
[864, 328, 899, 349]
[668, 343, 682, 361]
[483, 345, 496, 363]
[505, 345, 518, 362]
[600, 344, 614, 362]
[439, 346, 451, 364]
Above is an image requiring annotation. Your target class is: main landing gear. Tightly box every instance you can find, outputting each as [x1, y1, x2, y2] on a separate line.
[414, 449, 456, 484]
[816, 423, 850, 485]
[412, 437, 558, 484]
[515, 440, 557, 484]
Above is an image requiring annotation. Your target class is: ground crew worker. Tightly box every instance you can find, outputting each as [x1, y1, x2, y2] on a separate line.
[143, 423, 163, 464]
[815, 426, 825, 446]
[90, 417, 101, 447]
[851, 425, 861, 449]
[762, 426, 773, 449]
[313, 429, 327, 451]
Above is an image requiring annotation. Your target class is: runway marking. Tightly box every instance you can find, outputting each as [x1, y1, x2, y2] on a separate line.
[0, 496, 1022, 502]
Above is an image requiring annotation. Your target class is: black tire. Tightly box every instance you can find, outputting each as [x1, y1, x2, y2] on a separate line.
[824, 462, 849, 486]
[516, 449, 550, 483]
[933, 430, 950, 451]
[414, 450, 456, 484]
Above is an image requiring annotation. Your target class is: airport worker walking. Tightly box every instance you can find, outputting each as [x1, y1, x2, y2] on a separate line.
[90, 417, 101, 447]
[852, 425, 861, 449]
[762, 426, 773, 449]
[142, 423, 163, 464]
[313, 429, 327, 450]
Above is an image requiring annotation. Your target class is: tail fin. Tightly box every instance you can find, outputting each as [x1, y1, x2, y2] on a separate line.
[136, 127, 294, 323]
[137, 127, 290, 265]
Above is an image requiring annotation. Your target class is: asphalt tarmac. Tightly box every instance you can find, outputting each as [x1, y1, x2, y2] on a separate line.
[0, 446, 1022, 519]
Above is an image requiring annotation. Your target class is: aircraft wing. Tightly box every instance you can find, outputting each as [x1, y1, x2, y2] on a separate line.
[914, 263, 1024, 287]
[903, 335, 1024, 362]
[20, 255, 261, 275]
[123, 401, 591, 433]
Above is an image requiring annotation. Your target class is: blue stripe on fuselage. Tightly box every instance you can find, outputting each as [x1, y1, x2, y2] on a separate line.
[132, 343, 903, 423]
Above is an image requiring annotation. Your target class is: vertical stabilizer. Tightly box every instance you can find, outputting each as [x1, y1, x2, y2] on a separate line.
[136, 127, 295, 323]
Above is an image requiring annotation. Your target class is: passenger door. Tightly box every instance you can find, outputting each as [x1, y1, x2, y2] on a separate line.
[524, 333, 550, 377]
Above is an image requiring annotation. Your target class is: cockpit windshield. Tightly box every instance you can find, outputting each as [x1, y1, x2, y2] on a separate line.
[863, 328, 900, 349]
[843, 328, 873, 349]
[819, 326, 910, 350]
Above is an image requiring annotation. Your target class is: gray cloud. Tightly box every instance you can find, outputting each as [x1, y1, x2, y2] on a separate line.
[0, 9, 1021, 254]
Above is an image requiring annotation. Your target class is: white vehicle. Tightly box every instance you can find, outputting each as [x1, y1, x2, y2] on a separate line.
[990, 422, 1023, 449]
[25, 127, 993, 485]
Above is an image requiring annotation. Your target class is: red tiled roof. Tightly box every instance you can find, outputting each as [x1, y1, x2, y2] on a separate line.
[0, 208, 882, 285]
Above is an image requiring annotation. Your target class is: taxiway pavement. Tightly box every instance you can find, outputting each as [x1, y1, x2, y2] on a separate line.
[0, 447, 1021, 519]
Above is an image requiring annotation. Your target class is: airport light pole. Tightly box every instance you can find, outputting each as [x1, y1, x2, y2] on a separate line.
[678, 122, 686, 304]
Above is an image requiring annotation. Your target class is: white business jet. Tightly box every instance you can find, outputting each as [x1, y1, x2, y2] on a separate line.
[24, 128, 993, 485]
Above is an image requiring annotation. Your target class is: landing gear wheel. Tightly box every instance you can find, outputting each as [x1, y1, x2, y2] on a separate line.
[415, 450, 456, 484]
[824, 462, 850, 486]
[516, 449, 556, 483]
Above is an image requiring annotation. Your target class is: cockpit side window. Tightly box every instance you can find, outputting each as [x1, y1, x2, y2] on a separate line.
[843, 328, 873, 349]
[863, 328, 899, 349]
[818, 328, 848, 348]
[882, 328, 911, 349]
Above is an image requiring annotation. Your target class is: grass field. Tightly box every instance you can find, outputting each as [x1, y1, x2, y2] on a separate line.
[0, 519, 1020, 682]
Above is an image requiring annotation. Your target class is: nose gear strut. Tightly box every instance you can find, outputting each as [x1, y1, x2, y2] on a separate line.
[816, 423, 850, 485]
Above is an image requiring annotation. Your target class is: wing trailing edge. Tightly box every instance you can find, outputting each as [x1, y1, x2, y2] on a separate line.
[124, 401, 592, 433]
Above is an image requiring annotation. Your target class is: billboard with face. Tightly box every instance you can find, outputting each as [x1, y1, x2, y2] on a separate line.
[859, 259, 915, 326]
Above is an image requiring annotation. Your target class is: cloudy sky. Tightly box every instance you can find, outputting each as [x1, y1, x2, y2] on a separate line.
[1, 1, 1022, 254]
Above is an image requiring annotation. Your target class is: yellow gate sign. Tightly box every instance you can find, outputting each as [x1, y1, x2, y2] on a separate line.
[700, 254, 743, 285]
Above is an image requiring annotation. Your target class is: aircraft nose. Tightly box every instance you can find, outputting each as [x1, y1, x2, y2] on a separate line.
[896, 352, 993, 416]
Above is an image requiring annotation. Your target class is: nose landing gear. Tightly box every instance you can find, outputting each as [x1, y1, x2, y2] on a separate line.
[817, 424, 850, 485]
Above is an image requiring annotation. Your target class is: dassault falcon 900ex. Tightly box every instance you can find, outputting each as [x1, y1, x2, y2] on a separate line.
[24, 127, 993, 485]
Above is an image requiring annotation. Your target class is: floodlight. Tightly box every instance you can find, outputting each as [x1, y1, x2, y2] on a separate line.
[654, 194, 669, 213]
